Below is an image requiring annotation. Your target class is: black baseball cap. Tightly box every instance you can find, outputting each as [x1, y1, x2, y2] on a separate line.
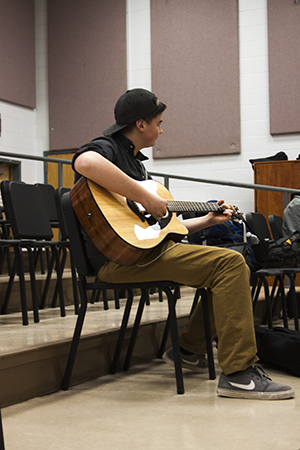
[103, 88, 166, 136]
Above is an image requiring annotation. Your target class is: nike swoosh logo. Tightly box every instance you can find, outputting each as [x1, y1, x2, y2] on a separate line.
[182, 358, 200, 366]
[229, 380, 255, 390]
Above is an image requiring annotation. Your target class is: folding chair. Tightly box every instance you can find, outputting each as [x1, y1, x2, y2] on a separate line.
[246, 212, 300, 330]
[60, 191, 215, 395]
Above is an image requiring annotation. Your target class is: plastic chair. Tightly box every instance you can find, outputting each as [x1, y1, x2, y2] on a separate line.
[60, 191, 215, 395]
[0, 180, 65, 324]
[246, 212, 300, 330]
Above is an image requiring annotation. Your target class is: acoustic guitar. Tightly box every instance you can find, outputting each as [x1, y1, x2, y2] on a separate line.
[70, 177, 242, 266]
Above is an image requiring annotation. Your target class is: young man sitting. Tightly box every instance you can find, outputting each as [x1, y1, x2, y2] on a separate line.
[72, 88, 294, 400]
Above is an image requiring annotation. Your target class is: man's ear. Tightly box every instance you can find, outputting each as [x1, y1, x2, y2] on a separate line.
[136, 119, 145, 131]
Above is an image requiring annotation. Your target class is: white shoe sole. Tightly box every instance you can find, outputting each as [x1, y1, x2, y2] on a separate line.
[216, 387, 295, 400]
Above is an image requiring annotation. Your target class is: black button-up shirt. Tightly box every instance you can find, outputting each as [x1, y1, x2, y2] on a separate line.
[72, 133, 151, 183]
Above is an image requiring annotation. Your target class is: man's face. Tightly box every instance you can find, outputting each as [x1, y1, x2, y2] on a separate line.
[142, 113, 163, 147]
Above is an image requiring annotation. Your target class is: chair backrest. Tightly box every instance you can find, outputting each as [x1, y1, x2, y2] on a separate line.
[268, 214, 283, 240]
[61, 191, 94, 277]
[1, 180, 53, 240]
[35, 183, 59, 225]
[245, 212, 272, 242]
[54, 187, 71, 241]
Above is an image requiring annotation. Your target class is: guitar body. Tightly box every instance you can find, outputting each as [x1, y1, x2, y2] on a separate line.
[70, 177, 188, 266]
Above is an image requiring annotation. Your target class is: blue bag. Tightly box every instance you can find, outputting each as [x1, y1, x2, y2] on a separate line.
[207, 220, 268, 271]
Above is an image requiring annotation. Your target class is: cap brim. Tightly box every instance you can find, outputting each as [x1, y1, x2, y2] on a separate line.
[103, 122, 128, 136]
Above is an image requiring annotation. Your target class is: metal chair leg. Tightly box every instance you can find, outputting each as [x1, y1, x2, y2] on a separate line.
[61, 280, 87, 390]
[110, 289, 134, 374]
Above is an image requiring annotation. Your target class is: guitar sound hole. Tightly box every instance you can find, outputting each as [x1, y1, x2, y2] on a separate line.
[127, 199, 172, 229]
[127, 199, 146, 222]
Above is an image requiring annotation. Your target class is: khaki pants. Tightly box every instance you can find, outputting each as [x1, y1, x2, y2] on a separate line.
[98, 241, 258, 374]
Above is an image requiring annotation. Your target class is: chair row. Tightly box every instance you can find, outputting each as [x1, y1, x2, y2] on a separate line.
[0, 181, 126, 323]
[0, 181, 80, 325]
[0, 181, 132, 325]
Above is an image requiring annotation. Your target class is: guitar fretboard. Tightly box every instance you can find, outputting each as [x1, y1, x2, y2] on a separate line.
[167, 201, 222, 214]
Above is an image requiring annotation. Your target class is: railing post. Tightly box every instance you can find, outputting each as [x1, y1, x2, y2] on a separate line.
[283, 192, 290, 209]
[164, 175, 169, 190]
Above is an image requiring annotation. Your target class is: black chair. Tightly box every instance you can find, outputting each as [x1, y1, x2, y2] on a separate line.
[246, 212, 300, 330]
[55, 187, 116, 312]
[0, 180, 65, 324]
[60, 191, 215, 395]
[0, 236, 33, 324]
[268, 214, 284, 240]
[35, 184, 66, 299]
[250, 267, 286, 328]
[27, 184, 78, 314]
[35, 183, 60, 229]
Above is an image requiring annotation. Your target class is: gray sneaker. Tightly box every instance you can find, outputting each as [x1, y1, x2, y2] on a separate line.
[217, 365, 295, 400]
[162, 347, 208, 373]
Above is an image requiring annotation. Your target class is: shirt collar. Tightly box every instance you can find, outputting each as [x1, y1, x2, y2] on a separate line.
[114, 133, 149, 161]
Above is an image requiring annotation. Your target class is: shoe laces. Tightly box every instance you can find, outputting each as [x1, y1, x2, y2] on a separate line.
[251, 365, 272, 381]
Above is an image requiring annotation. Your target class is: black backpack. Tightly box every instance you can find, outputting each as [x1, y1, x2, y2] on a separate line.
[265, 231, 300, 268]
[255, 326, 300, 376]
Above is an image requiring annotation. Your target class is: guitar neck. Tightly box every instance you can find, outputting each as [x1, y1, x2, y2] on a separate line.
[167, 200, 223, 215]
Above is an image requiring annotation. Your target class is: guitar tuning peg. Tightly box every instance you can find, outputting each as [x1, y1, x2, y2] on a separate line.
[232, 206, 244, 220]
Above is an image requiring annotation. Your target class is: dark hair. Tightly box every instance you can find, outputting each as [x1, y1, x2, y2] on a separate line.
[121, 101, 166, 134]
[143, 101, 166, 123]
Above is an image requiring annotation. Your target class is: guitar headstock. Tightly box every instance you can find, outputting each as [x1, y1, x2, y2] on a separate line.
[231, 206, 244, 221]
